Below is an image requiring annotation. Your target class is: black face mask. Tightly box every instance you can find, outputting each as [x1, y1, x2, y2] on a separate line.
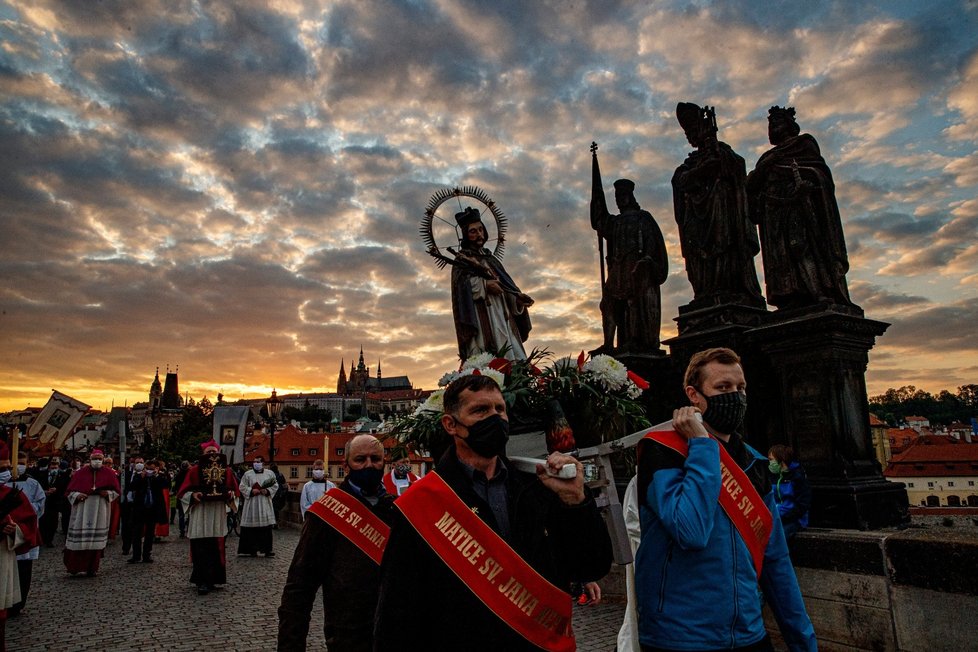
[348, 466, 383, 493]
[458, 413, 509, 459]
[701, 390, 747, 434]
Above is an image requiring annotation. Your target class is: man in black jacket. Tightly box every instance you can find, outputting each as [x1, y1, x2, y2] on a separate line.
[373, 374, 613, 651]
[38, 457, 69, 547]
[127, 459, 167, 563]
[277, 434, 395, 652]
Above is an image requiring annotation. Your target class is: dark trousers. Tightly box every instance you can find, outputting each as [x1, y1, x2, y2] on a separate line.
[177, 501, 187, 535]
[59, 503, 70, 534]
[39, 509, 59, 546]
[324, 625, 373, 652]
[7, 560, 32, 616]
[237, 526, 273, 555]
[131, 518, 156, 561]
[119, 502, 133, 552]
[190, 538, 227, 586]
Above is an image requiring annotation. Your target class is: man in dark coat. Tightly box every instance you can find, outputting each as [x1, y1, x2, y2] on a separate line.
[127, 459, 168, 563]
[373, 374, 613, 651]
[37, 457, 69, 547]
[278, 434, 395, 652]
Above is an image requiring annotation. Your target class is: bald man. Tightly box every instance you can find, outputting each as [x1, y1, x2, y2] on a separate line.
[278, 435, 396, 652]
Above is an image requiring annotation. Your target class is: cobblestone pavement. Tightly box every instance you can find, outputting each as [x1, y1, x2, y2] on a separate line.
[8, 526, 625, 651]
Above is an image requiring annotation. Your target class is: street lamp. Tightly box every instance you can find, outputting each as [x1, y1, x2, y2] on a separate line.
[266, 389, 284, 465]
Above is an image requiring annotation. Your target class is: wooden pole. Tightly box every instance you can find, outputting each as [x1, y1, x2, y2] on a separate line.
[10, 426, 20, 480]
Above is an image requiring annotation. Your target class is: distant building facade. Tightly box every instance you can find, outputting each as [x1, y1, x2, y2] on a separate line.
[885, 434, 978, 507]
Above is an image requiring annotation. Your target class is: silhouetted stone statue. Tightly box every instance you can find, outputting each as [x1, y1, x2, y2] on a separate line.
[591, 144, 667, 355]
[747, 106, 854, 310]
[451, 206, 533, 362]
[672, 103, 765, 309]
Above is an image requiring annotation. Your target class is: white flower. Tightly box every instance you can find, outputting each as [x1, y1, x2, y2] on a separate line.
[583, 354, 628, 391]
[438, 371, 461, 387]
[477, 367, 505, 388]
[625, 380, 642, 399]
[462, 352, 494, 370]
[414, 389, 445, 414]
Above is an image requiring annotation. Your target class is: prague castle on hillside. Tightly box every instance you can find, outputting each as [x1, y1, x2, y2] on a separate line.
[281, 347, 429, 418]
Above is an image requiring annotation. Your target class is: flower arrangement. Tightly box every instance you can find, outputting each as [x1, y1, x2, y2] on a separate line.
[391, 349, 650, 460]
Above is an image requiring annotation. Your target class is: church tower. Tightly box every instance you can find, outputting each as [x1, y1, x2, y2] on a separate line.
[377, 358, 382, 381]
[337, 358, 347, 394]
[149, 367, 162, 409]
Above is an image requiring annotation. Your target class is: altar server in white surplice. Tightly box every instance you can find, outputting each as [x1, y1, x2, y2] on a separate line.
[237, 455, 278, 557]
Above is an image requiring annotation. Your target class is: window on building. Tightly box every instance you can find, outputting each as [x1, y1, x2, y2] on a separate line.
[336, 448, 344, 457]
[948, 481, 955, 487]
[290, 466, 298, 478]
[927, 481, 934, 488]
[291, 448, 300, 456]
[305, 467, 313, 478]
[907, 482, 914, 488]
[309, 448, 317, 456]
[969, 481, 975, 486]
[337, 468, 345, 478]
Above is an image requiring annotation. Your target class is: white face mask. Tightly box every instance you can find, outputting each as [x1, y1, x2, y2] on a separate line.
[312, 469, 325, 479]
[253, 462, 263, 472]
[16, 465, 26, 475]
[90, 459, 103, 469]
[0, 471, 10, 482]
[145, 469, 155, 477]
[134, 463, 145, 472]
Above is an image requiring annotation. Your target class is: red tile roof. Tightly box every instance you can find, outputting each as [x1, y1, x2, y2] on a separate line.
[885, 437, 978, 478]
[245, 425, 428, 465]
[869, 413, 886, 427]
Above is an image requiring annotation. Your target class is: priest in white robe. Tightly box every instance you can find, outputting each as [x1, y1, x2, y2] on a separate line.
[0, 464, 40, 651]
[237, 454, 278, 557]
[63, 449, 119, 577]
[178, 439, 239, 595]
[299, 459, 335, 518]
[2, 453, 45, 616]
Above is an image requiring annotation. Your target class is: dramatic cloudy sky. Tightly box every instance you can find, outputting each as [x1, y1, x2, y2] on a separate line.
[2, 0, 977, 411]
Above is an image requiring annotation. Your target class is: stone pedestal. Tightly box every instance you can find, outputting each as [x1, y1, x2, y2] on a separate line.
[745, 310, 909, 529]
[675, 299, 768, 336]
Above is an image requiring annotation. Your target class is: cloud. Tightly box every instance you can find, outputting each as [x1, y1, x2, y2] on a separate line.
[1, 1, 977, 410]
[881, 297, 978, 353]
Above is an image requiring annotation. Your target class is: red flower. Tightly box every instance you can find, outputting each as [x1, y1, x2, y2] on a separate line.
[627, 370, 649, 390]
[577, 350, 587, 371]
[488, 358, 512, 374]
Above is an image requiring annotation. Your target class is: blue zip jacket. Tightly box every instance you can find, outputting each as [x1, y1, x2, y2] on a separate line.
[636, 436, 817, 651]
[774, 462, 811, 531]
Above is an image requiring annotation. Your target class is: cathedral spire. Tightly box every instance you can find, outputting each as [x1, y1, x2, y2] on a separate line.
[337, 358, 348, 394]
[377, 358, 382, 380]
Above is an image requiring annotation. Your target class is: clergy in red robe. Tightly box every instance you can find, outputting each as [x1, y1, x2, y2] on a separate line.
[63, 449, 120, 576]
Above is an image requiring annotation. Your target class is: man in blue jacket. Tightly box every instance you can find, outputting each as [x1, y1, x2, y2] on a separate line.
[635, 347, 816, 651]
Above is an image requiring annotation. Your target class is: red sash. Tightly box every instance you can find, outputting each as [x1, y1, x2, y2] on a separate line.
[396, 472, 575, 652]
[639, 431, 773, 576]
[307, 488, 390, 565]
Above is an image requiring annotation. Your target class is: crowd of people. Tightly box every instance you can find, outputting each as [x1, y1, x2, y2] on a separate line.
[0, 345, 817, 651]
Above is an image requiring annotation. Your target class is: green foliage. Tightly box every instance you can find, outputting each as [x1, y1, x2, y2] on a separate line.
[282, 403, 332, 431]
[869, 384, 978, 426]
[155, 404, 213, 465]
[391, 348, 651, 457]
